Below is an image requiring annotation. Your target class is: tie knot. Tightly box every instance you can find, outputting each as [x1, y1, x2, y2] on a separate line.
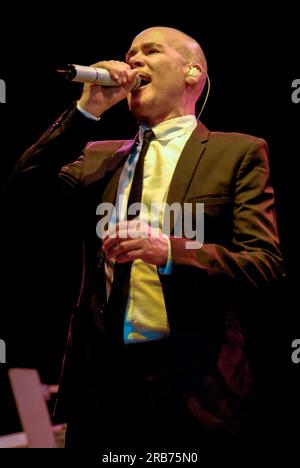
[142, 129, 155, 145]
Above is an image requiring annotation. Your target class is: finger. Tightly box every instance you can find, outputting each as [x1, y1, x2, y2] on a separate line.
[102, 230, 127, 251]
[104, 233, 139, 257]
[106, 239, 142, 259]
[102, 218, 147, 251]
[126, 68, 140, 85]
[103, 220, 140, 245]
[115, 248, 144, 263]
[103, 226, 145, 252]
[102, 221, 131, 241]
[89, 61, 132, 86]
[107, 63, 134, 86]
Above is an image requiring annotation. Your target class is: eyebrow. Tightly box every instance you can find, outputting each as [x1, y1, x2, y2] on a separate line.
[125, 42, 164, 61]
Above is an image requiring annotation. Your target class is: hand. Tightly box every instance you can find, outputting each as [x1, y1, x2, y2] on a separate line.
[102, 220, 169, 266]
[78, 60, 139, 118]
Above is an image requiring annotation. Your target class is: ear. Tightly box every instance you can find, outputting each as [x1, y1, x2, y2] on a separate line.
[185, 63, 203, 85]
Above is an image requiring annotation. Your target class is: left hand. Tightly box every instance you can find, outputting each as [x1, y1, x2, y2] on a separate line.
[102, 219, 169, 266]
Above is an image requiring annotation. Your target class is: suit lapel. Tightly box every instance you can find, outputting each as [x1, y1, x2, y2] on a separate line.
[166, 122, 209, 233]
[101, 139, 136, 206]
[96, 139, 136, 264]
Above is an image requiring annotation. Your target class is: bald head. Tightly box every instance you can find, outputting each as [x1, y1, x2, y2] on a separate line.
[135, 26, 207, 72]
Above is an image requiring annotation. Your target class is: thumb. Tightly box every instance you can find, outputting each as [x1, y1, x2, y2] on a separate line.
[125, 69, 140, 91]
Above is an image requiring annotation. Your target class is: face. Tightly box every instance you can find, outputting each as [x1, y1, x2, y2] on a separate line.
[126, 29, 189, 126]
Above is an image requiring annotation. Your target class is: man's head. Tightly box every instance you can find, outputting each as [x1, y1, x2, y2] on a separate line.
[126, 27, 207, 127]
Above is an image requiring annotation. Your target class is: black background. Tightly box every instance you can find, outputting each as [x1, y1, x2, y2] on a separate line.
[0, 5, 299, 441]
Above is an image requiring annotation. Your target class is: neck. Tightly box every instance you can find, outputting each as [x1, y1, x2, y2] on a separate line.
[132, 91, 197, 127]
[140, 105, 196, 128]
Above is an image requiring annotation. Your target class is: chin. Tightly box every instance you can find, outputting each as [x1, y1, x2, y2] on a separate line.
[132, 111, 152, 125]
[129, 100, 151, 123]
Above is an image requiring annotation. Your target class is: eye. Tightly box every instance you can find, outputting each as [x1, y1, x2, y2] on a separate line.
[146, 48, 159, 54]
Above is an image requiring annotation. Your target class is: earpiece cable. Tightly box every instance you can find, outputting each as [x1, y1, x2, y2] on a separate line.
[197, 70, 211, 120]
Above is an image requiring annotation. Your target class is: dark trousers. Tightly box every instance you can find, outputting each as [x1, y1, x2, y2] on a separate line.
[65, 338, 203, 449]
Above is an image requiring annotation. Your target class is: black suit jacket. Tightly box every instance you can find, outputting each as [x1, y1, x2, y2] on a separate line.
[5, 105, 285, 433]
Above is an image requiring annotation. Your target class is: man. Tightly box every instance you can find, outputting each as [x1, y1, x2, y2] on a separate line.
[5, 27, 285, 446]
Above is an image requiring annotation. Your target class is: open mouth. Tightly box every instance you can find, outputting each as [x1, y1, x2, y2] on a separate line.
[138, 76, 151, 88]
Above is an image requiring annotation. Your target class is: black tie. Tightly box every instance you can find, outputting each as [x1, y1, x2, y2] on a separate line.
[106, 129, 155, 342]
[127, 129, 155, 219]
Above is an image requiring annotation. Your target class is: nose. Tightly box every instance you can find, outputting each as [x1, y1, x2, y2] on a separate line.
[128, 51, 145, 68]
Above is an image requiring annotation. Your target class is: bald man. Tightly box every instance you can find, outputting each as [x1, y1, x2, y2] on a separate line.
[6, 27, 284, 447]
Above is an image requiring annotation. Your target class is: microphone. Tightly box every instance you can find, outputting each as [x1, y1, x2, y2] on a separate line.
[57, 64, 141, 89]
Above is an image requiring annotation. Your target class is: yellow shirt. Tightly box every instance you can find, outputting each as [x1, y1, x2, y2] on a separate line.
[106, 115, 198, 343]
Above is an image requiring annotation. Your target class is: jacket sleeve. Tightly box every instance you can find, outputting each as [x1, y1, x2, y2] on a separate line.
[167, 138, 285, 287]
[3, 104, 101, 196]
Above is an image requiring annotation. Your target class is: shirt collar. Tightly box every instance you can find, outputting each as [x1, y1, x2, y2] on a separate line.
[138, 115, 198, 144]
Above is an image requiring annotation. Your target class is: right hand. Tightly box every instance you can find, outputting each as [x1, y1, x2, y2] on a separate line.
[77, 60, 139, 118]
